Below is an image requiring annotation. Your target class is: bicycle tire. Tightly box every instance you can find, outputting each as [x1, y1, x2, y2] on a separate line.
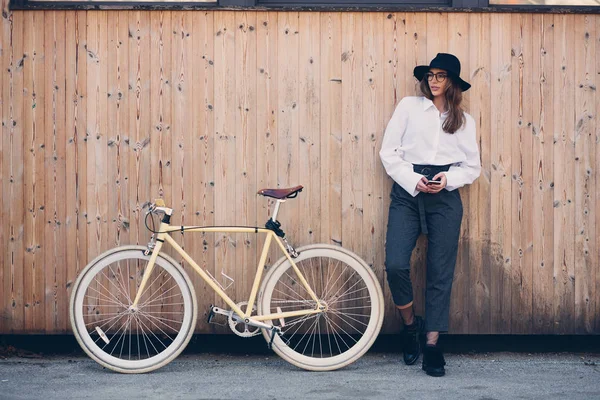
[70, 246, 197, 373]
[257, 244, 384, 371]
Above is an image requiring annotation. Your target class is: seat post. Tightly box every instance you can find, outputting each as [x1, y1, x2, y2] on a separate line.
[271, 199, 285, 221]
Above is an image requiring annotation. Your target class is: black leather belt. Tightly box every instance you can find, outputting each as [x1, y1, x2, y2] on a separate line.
[412, 164, 452, 235]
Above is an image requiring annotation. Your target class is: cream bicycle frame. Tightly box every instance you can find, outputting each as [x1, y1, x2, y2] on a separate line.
[130, 208, 324, 324]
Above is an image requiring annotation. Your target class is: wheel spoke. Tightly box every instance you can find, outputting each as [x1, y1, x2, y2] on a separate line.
[326, 270, 359, 302]
[328, 309, 370, 329]
[140, 280, 178, 309]
[136, 310, 179, 340]
[139, 290, 182, 308]
[86, 285, 127, 308]
[139, 274, 174, 307]
[105, 266, 132, 304]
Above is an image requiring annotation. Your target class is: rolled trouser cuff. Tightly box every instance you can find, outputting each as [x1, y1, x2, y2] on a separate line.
[396, 301, 414, 310]
[385, 267, 413, 307]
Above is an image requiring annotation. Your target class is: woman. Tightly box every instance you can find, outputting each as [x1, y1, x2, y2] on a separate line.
[379, 53, 481, 377]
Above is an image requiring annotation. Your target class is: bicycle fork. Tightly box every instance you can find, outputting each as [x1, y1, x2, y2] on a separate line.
[130, 217, 171, 310]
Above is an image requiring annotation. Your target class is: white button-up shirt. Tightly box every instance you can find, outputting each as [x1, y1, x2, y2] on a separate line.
[379, 96, 481, 197]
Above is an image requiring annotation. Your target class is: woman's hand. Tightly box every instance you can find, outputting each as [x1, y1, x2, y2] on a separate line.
[426, 173, 447, 194]
[416, 177, 431, 193]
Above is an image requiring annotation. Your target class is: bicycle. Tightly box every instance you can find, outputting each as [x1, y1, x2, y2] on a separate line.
[69, 185, 384, 373]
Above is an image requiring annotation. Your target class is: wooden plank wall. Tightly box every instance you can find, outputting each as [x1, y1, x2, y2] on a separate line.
[1, 8, 599, 335]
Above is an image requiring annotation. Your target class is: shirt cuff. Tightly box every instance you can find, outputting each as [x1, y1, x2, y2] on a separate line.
[443, 170, 461, 191]
[400, 172, 424, 197]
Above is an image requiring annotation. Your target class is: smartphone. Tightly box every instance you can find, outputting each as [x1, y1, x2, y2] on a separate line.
[426, 179, 442, 186]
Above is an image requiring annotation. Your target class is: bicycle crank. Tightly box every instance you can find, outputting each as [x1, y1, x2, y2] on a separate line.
[228, 302, 261, 337]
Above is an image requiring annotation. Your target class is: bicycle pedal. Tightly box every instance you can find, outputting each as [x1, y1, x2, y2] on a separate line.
[207, 305, 215, 324]
[207, 305, 229, 326]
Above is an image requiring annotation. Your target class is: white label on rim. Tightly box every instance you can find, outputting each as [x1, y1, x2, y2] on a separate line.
[95, 326, 110, 344]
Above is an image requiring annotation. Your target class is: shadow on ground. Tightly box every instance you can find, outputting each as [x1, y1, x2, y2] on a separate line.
[1, 334, 599, 358]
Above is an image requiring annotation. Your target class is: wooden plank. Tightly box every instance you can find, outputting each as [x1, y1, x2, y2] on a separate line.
[596, 15, 600, 335]
[277, 12, 300, 234]
[22, 11, 33, 332]
[117, 12, 130, 248]
[75, 10, 88, 286]
[510, 13, 534, 335]
[319, 12, 342, 249]
[106, 12, 130, 249]
[0, 0, 5, 333]
[1, 10, 7, 332]
[127, 11, 151, 246]
[68, 11, 88, 300]
[446, 12, 470, 334]
[340, 12, 362, 258]
[490, 13, 512, 334]
[298, 12, 320, 248]
[361, 11, 385, 330]
[85, 11, 109, 336]
[553, 14, 576, 334]
[106, 12, 119, 250]
[468, 13, 492, 334]
[86, 11, 108, 261]
[149, 11, 172, 228]
[256, 11, 278, 268]
[213, 11, 236, 328]
[531, 13, 555, 334]
[106, 12, 119, 248]
[170, 10, 192, 284]
[573, 14, 595, 334]
[234, 11, 257, 304]
[4, 11, 25, 332]
[150, 11, 174, 208]
[553, 16, 575, 333]
[43, 11, 68, 332]
[191, 10, 215, 332]
[168, 10, 195, 331]
[171, 10, 190, 236]
[23, 11, 46, 333]
[596, 15, 600, 334]
[65, 10, 87, 324]
[64, 10, 76, 328]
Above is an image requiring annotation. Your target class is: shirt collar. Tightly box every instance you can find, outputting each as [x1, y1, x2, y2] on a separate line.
[422, 96, 448, 116]
[422, 97, 436, 111]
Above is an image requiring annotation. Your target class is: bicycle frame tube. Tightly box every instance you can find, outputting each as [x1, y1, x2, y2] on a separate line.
[131, 222, 323, 323]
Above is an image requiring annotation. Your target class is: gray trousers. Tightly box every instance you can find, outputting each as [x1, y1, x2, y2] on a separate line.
[385, 165, 463, 332]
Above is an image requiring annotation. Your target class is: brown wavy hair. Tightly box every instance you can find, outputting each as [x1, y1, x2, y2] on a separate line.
[419, 74, 466, 134]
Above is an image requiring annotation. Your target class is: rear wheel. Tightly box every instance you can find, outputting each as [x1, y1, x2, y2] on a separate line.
[70, 246, 197, 373]
[258, 244, 384, 371]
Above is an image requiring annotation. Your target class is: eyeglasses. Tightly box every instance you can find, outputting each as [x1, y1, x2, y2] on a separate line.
[425, 72, 448, 83]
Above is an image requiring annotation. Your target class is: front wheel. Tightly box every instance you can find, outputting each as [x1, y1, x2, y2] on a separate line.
[258, 244, 384, 371]
[70, 246, 197, 373]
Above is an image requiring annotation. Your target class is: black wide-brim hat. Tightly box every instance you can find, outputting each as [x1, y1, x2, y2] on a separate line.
[414, 53, 471, 92]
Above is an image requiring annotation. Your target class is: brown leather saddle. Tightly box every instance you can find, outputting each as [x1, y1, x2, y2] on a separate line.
[257, 185, 303, 199]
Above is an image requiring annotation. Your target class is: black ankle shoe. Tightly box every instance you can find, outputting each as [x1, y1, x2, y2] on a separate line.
[402, 316, 424, 365]
[422, 344, 446, 377]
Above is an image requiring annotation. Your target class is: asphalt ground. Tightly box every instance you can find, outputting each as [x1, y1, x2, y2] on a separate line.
[0, 335, 599, 400]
